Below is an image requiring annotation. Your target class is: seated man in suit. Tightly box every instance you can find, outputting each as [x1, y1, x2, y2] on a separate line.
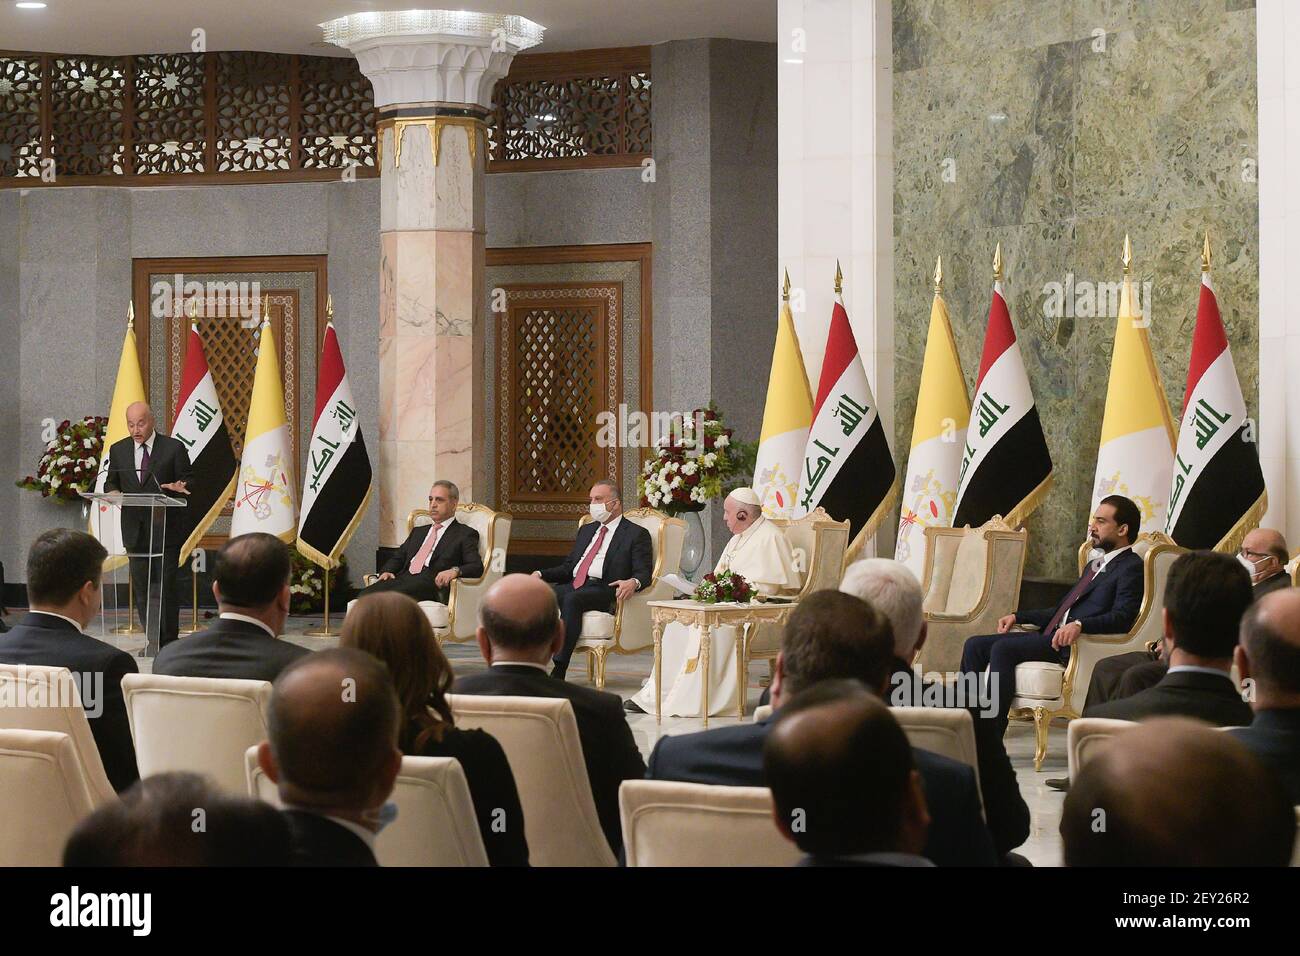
[1085, 550, 1254, 726]
[64, 771, 291, 866]
[1232, 588, 1300, 802]
[648, 590, 996, 866]
[152, 532, 308, 681]
[103, 401, 193, 649]
[1062, 718, 1295, 866]
[453, 573, 647, 855]
[0, 529, 139, 792]
[841, 558, 1030, 860]
[355, 479, 483, 605]
[533, 478, 652, 680]
[258, 648, 403, 867]
[766, 680, 933, 867]
[1085, 526, 1292, 712]
[960, 494, 1144, 733]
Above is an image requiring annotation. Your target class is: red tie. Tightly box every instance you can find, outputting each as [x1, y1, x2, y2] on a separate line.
[408, 522, 443, 575]
[573, 524, 608, 589]
[1042, 561, 1099, 639]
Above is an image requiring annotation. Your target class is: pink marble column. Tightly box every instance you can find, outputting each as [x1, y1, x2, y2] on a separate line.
[322, 11, 542, 545]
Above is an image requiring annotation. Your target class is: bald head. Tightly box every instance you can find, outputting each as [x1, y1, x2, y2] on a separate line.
[478, 573, 563, 662]
[1242, 527, 1289, 585]
[262, 648, 401, 813]
[125, 401, 155, 444]
[765, 680, 927, 857]
[1062, 718, 1295, 867]
[1238, 587, 1300, 706]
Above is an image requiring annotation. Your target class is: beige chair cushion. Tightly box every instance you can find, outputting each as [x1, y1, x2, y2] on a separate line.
[448, 693, 616, 867]
[122, 674, 272, 793]
[1014, 661, 1064, 700]
[619, 780, 801, 867]
[0, 729, 100, 866]
[944, 532, 989, 614]
[752, 704, 774, 723]
[1067, 717, 1138, 781]
[580, 611, 616, 640]
[418, 601, 450, 630]
[0, 663, 116, 806]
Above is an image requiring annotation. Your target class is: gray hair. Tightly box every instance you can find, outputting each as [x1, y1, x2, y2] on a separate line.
[592, 478, 620, 501]
[839, 559, 924, 660]
[431, 480, 460, 501]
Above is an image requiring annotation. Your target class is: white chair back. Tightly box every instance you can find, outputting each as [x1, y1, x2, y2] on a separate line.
[1067, 717, 1137, 781]
[769, 508, 851, 598]
[122, 673, 272, 793]
[619, 780, 800, 867]
[448, 694, 617, 866]
[0, 662, 116, 805]
[892, 705, 981, 778]
[411, 503, 514, 642]
[0, 729, 99, 866]
[242, 746, 490, 867]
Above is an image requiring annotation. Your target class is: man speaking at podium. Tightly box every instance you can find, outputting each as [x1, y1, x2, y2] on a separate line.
[104, 401, 192, 648]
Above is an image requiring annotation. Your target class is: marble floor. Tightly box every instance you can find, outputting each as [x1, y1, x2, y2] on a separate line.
[90, 612, 1068, 867]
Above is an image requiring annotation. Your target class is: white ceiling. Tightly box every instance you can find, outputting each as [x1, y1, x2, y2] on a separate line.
[0, 0, 777, 56]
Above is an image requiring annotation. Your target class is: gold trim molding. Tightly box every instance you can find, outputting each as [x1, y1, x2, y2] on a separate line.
[377, 116, 485, 169]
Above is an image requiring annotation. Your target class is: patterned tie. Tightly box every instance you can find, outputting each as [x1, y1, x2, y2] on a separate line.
[1042, 560, 1100, 639]
[408, 522, 443, 575]
[573, 524, 608, 589]
[138, 442, 151, 486]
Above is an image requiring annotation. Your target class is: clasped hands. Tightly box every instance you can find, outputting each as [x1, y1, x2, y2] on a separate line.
[376, 568, 460, 587]
[529, 571, 638, 602]
[996, 613, 1082, 650]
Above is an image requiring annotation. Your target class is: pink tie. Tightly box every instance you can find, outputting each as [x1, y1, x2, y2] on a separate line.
[573, 524, 608, 589]
[408, 522, 443, 575]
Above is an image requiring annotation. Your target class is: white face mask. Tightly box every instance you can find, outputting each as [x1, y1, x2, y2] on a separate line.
[1238, 553, 1266, 580]
[589, 501, 611, 523]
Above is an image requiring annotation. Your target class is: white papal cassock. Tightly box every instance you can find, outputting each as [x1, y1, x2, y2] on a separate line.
[631, 515, 800, 717]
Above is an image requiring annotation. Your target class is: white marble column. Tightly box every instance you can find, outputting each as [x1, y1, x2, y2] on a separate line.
[778, 0, 894, 550]
[322, 11, 542, 545]
[1256, 0, 1300, 551]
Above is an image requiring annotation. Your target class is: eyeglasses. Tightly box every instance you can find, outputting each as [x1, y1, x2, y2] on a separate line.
[1239, 548, 1272, 561]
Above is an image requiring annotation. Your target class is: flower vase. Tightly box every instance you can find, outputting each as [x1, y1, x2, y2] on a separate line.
[680, 508, 707, 581]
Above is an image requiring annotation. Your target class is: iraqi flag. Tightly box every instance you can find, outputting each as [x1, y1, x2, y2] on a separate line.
[952, 252, 1053, 528]
[1164, 262, 1265, 551]
[798, 288, 898, 557]
[297, 322, 372, 568]
[172, 319, 237, 564]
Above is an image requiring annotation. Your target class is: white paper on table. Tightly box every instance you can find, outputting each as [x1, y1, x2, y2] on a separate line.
[658, 572, 695, 595]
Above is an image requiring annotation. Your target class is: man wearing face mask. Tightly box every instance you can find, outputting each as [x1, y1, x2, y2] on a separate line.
[626, 487, 800, 715]
[1082, 527, 1291, 713]
[534, 479, 652, 680]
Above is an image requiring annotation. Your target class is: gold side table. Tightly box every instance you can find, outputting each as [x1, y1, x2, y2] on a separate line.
[647, 599, 797, 726]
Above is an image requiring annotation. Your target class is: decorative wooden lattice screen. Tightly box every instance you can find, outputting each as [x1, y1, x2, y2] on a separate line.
[497, 284, 623, 520]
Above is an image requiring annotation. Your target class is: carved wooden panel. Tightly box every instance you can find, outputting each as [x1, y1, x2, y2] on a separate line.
[214, 52, 292, 172]
[132, 53, 207, 175]
[298, 54, 377, 170]
[49, 56, 125, 176]
[0, 54, 43, 178]
[497, 283, 623, 520]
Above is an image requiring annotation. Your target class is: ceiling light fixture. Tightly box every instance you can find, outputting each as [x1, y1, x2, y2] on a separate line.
[15, 2, 49, 9]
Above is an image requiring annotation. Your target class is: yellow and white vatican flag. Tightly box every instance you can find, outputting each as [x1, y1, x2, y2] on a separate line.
[1090, 236, 1175, 533]
[231, 313, 297, 542]
[895, 258, 970, 580]
[753, 271, 814, 517]
[90, 305, 148, 568]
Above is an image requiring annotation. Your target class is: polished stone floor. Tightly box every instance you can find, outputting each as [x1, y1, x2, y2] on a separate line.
[92, 612, 1068, 867]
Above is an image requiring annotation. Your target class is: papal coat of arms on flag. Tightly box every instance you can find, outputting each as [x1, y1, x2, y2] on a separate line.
[754, 271, 814, 518]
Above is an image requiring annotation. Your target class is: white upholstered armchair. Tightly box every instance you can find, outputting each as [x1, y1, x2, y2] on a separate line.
[1008, 532, 1185, 769]
[915, 517, 1028, 675]
[573, 508, 686, 688]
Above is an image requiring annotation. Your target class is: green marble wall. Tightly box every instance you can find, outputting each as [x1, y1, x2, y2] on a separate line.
[893, 0, 1259, 580]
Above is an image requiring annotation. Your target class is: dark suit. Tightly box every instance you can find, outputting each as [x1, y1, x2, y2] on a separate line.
[151, 616, 308, 682]
[1228, 708, 1300, 803]
[453, 663, 647, 855]
[104, 432, 193, 649]
[961, 547, 1144, 726]
[890, 660, 1030, 857]
[282, 810, 378, 866]
[539, 517, 653, 674]
[0, 612, 139, 792]
[358, 518, 483, 604]
[646, 715, 997, 867]
[1084, 668, 1254, 726]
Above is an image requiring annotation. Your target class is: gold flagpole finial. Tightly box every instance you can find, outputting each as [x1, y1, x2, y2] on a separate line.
[933, 255, 943, 295]
[993, 242, 1003, 281]
[326, 293, 334, 321]
[782, 269, 791, 301]
[186, 298, 198, 326]
[1201, 230, 1211, 274]
[1123, 233, 1133, 276]
[834, 260, 843, 295]
[127, 301, 135, 329]
[262, 294, 271, 327]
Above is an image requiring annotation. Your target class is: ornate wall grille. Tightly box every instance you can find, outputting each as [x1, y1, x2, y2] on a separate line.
[0, 51, 378, 185]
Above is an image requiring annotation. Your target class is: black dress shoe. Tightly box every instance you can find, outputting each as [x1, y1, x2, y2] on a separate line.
[1045, 777, 1069, 792]
[623, 698, 646, 714]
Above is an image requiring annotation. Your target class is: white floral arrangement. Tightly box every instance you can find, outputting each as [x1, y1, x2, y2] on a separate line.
[16, 416, 108, 501]
[637, 405, 748, 516]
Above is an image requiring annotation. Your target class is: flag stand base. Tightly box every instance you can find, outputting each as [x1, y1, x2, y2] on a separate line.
[112, 578, 142, 634]
[178, 570, 202, 634]
[303, 567, 337, 637]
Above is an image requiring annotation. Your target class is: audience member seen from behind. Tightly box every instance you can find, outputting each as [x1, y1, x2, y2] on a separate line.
[1232, 588, 1300, 802]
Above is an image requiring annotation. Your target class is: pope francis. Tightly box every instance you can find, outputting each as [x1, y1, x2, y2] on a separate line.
[626, 487, 801, 716]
